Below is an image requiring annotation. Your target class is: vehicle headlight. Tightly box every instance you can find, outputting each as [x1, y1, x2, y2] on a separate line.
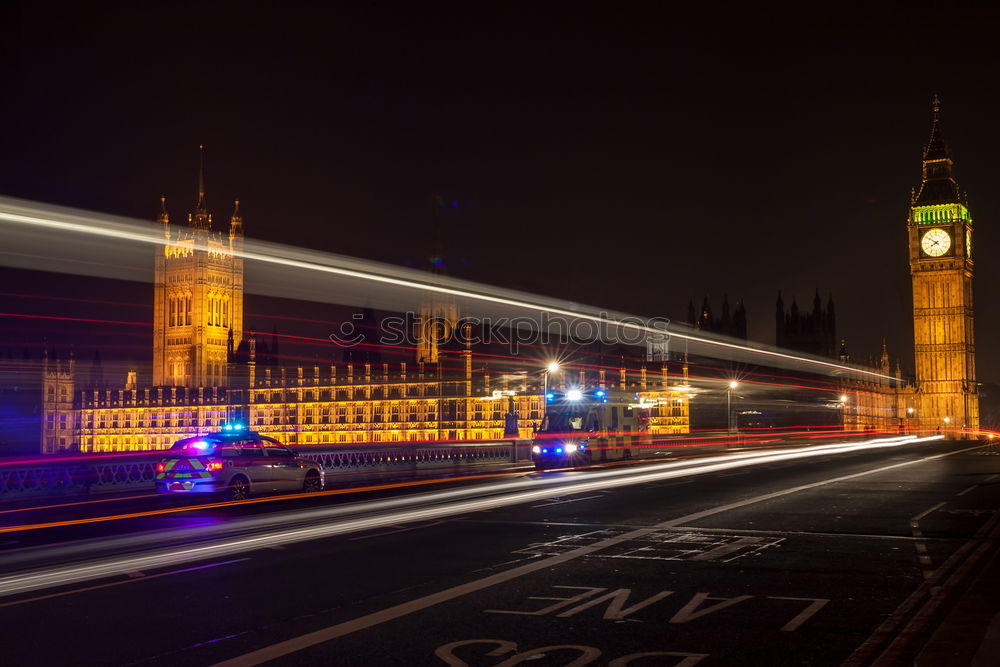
[531, 445, 541, 454]
[565, 443, 578, 453]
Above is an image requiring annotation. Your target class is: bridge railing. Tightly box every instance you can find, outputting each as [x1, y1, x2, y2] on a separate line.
[0, 439, 532, 499]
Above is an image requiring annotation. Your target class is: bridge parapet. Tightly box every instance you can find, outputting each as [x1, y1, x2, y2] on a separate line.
[0, 439, 529, 499]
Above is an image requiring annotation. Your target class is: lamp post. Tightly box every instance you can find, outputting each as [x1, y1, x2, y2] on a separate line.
[839, 394, 849, 431]
[541, 362, 560, 431]
[727, 380, 739, 434]
[543, 361, 559, 399]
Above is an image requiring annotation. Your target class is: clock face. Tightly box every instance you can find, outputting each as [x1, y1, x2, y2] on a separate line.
[921, 228, 952, 257]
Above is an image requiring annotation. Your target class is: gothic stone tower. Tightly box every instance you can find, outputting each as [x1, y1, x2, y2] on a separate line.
[152, 147, 245, 387]
[908, 96, 979, 433]
[41, 349, 75, 453]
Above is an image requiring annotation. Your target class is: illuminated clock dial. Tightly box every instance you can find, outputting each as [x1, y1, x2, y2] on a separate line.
[921, 228, 952, 257]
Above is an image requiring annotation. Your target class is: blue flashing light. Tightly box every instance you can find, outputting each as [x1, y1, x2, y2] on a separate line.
[232, 423, 244, 431]
[223, 424, 233, 431]
[541, 448, 549, 454]
[555, 447, 563, 454]
[191, 440, 210, 450]
[579, 443, 586, 450]
[545, 392, 555, 401]
[595, 390, 606, 398]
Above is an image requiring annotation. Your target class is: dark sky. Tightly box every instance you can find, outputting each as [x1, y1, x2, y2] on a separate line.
[3, 3, 1000, 380]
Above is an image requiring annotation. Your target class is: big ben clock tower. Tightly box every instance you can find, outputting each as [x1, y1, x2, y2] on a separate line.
[908, 95, 979, 434]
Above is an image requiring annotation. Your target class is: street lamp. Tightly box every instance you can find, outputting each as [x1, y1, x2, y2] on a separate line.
[905, 407, 915, 433]
[542, 361, 559, 401]
[839, 394, 849, 403]
[727, 381, 739, 434]
[543, 361, 560, 404]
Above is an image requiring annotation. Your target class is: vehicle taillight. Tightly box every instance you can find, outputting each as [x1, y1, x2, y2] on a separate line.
[155, 462, 165, 473]
[207, 460, 224, 471]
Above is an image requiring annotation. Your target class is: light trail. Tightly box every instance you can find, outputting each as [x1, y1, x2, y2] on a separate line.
[0, 435, 940, 598]
[0, 469, 530, 534]
[0, 196, 896, 381]
[0, 312, 148, 327]
[0, 427, 870, 520]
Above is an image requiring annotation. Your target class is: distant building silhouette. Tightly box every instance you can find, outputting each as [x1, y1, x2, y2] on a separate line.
[686, 296, 747, 339]
[775, 291, 837, 358]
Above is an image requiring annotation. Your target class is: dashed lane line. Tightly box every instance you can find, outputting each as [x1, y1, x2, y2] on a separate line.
[530, 495, 606, 508]
[912, 501, 947, 522]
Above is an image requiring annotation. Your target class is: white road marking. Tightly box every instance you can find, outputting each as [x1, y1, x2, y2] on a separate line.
[689, 537, 768, 562]
[212, 439, 981, 666]
[956, 484, 979, 497]
[909, 503, 944, 575]
[484, 586, 607, 616]
[555, 589, 675, 620]
[530, 495, 605, 508]
[912, 501, 946, 522]
[609, 651, 708, 666]
[668, 593, 753, 623]
[767, 596, 830, 631]
[348, 520, 448, 541]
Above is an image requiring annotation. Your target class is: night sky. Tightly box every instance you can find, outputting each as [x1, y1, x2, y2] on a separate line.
[4, 3, 1000, 380]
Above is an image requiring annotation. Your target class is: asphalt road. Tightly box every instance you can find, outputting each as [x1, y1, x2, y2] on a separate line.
[0, 436, 997, 666]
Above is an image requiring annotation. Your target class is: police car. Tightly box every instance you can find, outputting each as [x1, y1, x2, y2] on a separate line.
[155, 426, 324, 500]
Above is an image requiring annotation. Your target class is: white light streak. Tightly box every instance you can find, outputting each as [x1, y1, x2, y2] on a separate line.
[0, 197, 897, 381]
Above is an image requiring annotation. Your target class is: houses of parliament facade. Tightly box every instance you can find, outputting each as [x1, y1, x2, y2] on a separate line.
[36, 156, 691, 454]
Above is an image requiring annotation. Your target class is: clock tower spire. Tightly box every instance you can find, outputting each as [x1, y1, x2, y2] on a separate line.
[908, 95, 978, 435]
